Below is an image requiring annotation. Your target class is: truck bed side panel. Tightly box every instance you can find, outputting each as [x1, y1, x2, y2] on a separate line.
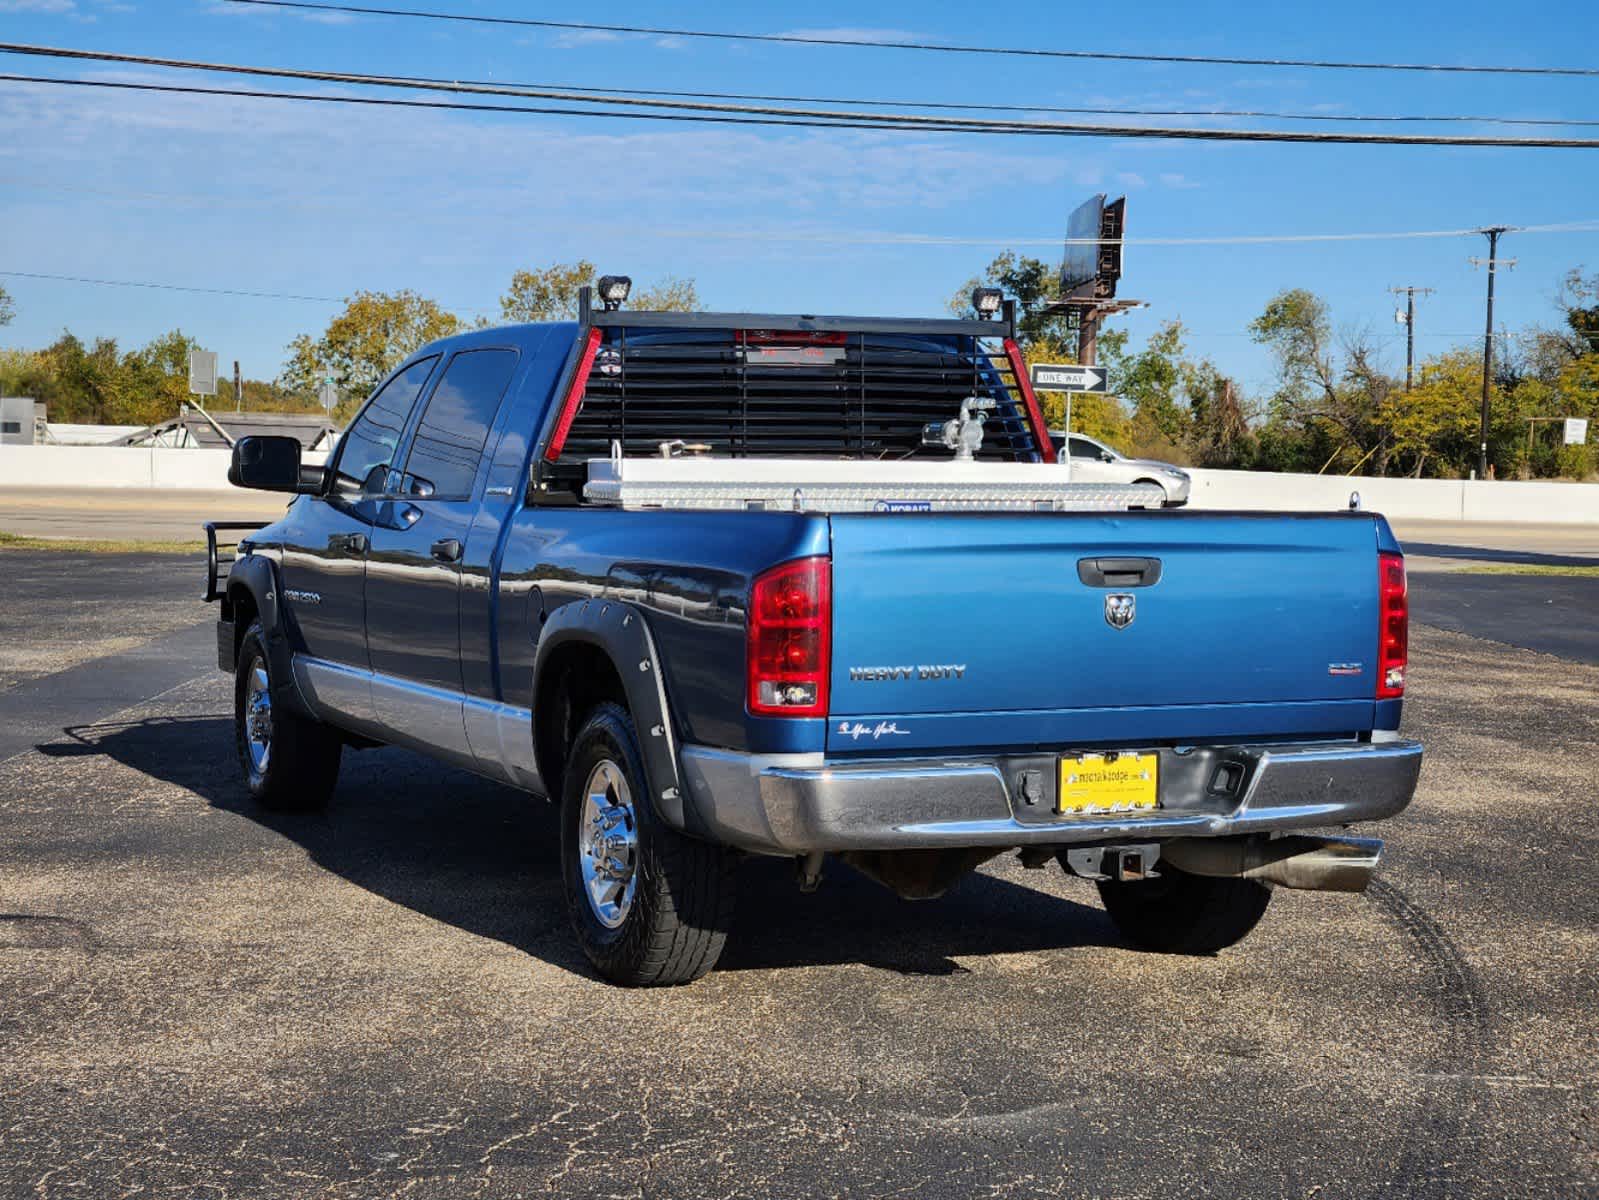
[496, 509, 830, 752]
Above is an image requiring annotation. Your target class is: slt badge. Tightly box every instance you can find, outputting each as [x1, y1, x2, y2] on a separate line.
[1104, 592, 1136, 630]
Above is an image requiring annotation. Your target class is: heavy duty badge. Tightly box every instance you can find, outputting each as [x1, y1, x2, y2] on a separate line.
[1104, 593, 1136, 630]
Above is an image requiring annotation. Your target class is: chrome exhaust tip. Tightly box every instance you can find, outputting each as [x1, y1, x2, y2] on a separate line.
[1161, 835, 1383, 894]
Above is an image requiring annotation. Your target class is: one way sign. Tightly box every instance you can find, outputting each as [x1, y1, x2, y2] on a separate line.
[1030, 363, 1109, 393]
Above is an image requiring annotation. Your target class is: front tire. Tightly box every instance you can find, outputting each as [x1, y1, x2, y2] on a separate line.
[1092, 863, 1272, 955]
[234, 621, 342, 811]
[560, 702, 736, 986]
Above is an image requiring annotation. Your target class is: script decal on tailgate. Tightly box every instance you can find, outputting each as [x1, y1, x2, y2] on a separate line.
[837, 721, 911, 741]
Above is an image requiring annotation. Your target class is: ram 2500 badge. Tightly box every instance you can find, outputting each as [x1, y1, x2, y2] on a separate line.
[205, 282, 1422, 986]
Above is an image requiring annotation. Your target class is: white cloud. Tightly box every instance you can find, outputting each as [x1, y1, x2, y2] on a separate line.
[0, 0, 77, 11]
[549, 27, 623, 47]
[1159, 172, 1201, 190]
[1116, 171, 1147, 188]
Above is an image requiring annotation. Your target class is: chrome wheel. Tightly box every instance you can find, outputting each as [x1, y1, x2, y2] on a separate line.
[578, 758, 638, 929]
[244, 658, 273, 777]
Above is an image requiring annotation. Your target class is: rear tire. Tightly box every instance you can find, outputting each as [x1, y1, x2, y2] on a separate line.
[560, 702, 736, 986]
[1091, 863, 1272, 955]
[234, 621, 342, 811]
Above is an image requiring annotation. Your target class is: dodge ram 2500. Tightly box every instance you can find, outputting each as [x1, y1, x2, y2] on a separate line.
[207, 286, 1422, 986]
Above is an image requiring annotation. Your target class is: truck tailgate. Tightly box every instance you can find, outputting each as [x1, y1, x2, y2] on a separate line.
[827, 512, 1380, 754]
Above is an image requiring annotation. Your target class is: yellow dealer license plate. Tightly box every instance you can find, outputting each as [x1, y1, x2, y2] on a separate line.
[1058, 752, 1159, 814]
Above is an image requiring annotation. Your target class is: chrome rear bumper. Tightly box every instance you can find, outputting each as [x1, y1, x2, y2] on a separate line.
[676, 738, 1422, 856]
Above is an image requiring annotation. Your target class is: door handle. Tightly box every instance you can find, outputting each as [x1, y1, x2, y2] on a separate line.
[1077, 556, 1162, 588]
[431, 538, 463, 564]
[331, 532, 368, 555]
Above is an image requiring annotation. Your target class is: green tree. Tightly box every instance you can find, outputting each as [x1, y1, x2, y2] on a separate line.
[0, 284, 14, 328]
[36, 332, 123, 424]
[949, 252, 1072, 346]
[1388, 349, 1490, 477]
[1099, 320, 1192, 456]
[283, 290, 463, 412]
[1249, 289, 1396, 474]
[1185, 359, 1257, 468]
[0, 349, 53, 403]
[499, 260, 596, 323]
[1559, 268, 1599, 356]
[499, 262, 702, 323]
[634, 276, 700, 312]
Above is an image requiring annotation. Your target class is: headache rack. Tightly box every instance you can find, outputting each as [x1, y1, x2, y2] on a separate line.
[540, 301, 1057, 479]
[544, 299, 1160, 514]
[203, 521, 262, 602]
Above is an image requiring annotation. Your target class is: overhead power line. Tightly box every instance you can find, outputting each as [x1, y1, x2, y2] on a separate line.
[0, 268, 343, 303]
[220, 0, 1599, 79]
[6, 37, 1592, 129]
[8, 46, 1599, 148]
[0, 268, 493, 312]
[433, 79, 1599, 129]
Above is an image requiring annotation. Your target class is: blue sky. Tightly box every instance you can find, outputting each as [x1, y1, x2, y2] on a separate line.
[3, 0, 1599, 397]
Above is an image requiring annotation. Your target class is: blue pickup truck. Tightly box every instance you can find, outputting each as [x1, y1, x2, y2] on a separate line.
[210, 284, 1422, 986]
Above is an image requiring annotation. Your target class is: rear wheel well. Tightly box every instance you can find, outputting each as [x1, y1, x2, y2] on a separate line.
[535, 642, 628, 800]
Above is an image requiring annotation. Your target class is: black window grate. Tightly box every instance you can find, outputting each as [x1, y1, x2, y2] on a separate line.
[556, 329, 1043, 465]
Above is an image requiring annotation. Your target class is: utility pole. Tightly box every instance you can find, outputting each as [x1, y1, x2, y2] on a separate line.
[1388, 286, 1434, 392]
[1468, 228, 1515, 479]
[233, 359, 243, 413]
[1077, 309, 1100, 367]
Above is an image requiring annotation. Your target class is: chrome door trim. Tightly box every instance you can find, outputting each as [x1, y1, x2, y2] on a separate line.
[463, 695, 542, 792]
[293, 655, 541, 785]
[293, 655, 375, 731]
[367, 670, 474, 764]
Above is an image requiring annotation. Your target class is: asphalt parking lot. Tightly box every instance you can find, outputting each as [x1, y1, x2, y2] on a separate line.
[1, 539, 1596, 1198]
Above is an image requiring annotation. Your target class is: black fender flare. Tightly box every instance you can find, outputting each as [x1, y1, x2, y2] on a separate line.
[533, 598, 686, 830]
[226, 554, 314, 720]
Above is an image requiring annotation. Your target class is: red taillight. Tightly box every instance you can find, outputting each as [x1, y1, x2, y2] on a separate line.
[1001, 337, 1058, 464]
[543, 327, 603, 463]
[1378, 552, 1408, 699]
[747, 556, 831, 718]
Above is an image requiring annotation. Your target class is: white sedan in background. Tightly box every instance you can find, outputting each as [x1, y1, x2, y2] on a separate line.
[1052, 431, 1192, 507]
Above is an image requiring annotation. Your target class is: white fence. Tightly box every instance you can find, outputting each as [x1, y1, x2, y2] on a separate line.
[0, 445, 324, 489]
[2, 444, 1598, 523]
[1186, 469, 1599, 525]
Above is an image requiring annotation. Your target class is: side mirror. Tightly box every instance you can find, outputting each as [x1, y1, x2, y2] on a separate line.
[1101, 451, 1116, 463]
[229, 435, 326, 494]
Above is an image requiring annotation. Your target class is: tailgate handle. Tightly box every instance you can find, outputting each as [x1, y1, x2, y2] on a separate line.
[1078, 557, 1162, 588]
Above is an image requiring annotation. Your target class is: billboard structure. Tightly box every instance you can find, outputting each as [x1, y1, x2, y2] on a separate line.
[1060, 194, 1126, 302]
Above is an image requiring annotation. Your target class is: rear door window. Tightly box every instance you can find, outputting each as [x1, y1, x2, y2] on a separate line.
[396, 349, 520, 499]
[1068, 436, 1103, 460]
[332, 356, 439, 494]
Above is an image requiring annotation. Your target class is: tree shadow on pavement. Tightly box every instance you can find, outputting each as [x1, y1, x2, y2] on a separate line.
[37, 715, 1119, 979]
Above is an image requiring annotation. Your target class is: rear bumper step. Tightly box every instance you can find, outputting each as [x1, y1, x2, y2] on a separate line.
[677, 738, 1423, 856]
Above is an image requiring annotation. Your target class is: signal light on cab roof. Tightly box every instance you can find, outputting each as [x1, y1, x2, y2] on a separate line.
[596, 275, 632, 311]
[971, 287, 1003, 317]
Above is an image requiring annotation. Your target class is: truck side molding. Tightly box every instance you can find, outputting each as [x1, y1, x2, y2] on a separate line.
[533, 599, 687, 830]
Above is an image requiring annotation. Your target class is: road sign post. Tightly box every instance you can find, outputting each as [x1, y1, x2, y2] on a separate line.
[1565, 417, 1589, 446]
[1030, 363, 1111, 474]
